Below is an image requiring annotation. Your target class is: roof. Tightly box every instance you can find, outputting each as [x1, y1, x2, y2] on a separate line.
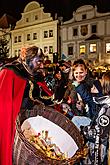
[85, 34, 101, 41]
[0, 14, 17, 29]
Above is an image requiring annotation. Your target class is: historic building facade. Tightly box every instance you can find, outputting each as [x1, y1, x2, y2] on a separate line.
[11, 1, 59, 61]
[3, 3, 110, 64]
[60, 5, 110, 64]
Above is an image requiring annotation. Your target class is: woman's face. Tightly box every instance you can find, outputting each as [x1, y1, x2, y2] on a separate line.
[73, 65, 87, 83]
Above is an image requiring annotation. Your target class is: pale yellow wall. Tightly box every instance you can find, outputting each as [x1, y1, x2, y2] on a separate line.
[11, 1, 58, 61]
[60, 5, 110, 62]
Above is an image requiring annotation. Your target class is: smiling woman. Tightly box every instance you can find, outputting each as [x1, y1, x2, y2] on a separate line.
[73, 59, 87, 83]
[72, 59, 102, 119]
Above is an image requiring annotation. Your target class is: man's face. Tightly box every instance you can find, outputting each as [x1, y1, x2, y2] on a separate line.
[73, 65, 87, 83]
[31, 56, 44, 70]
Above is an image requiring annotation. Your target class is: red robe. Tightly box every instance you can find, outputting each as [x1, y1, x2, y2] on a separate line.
[0, 68, 26, 165]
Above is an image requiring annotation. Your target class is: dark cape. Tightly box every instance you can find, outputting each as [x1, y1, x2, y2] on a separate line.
[0, 60, 53, 165]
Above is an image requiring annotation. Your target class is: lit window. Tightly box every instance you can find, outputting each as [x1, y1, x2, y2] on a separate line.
[27, 34, 30, 41]
[49, 30, 53, 37]
[106, 43, 110, 53]
[68, 46, 73, 55]
[80, 45, 86, 54]
[33, 33, 37, 40]
[44, 31, 48, 38]
[90, 43, 97, 53]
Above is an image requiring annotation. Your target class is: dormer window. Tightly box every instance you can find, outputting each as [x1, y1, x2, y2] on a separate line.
[82, 14, 86, 20]
[35, 15, 38, 20]
[26, 18, 29, 22]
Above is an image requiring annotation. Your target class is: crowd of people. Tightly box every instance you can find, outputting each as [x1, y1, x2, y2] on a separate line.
[0, 45, 110, 165]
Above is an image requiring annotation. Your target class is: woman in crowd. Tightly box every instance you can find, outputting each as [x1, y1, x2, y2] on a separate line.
[94, 71, 110, 163]
[0, 46, 45, 165]
[72, 67, 110, 165]
[53, 68, 68, 103]
[72, 59, 103, 119]
[82, 71, 110, 165]
[100, 71, 110, 165]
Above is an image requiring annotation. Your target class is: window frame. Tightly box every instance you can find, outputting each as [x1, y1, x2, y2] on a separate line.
[79, 44, 86, 54]
[89, 43, 97, 53]
[33, 33, 37, 40]
[49, 30, 53, 37]
[44, 31, 48, 38]
[27, 34, 31, 41]
[73, 28, 78, 36]
[14, 36, 17, 43]
[18, 36, 21, 42]
[91, 24, 97, 34]
[82, 14, 87, 20]
[68, 45, 74, 55]
[106, 42, 110, 54]
[49, 46, 53, 54]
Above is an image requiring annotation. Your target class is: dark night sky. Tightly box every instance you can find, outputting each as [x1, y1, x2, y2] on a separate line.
[1, 0, 110, 21]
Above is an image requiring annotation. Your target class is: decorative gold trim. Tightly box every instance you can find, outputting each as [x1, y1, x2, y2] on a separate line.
[29, 80, 34, 100]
